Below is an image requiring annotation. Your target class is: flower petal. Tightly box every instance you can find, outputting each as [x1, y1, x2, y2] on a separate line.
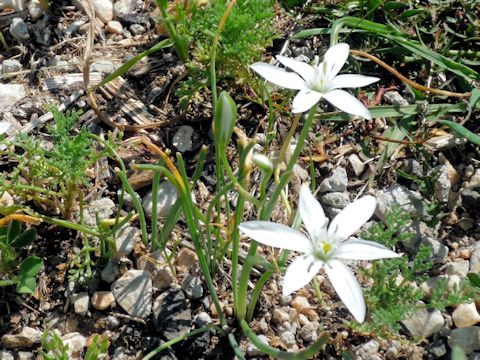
[299, 185, 327, 239]
[0, 121, 10, 135]
[324, 259, 366, 323]
[239, 221, 311, 253]
[282, 255, 323, 297]
[276, 55, 315, 82]
[328, 195, 377, 239]
[329, 74, 380, 90]
[336, 239, 401, 260]
[292, 90, 322, 113]
[321, 43, 350, 80]
[250, 62, 306, 90]
[323, 89, 372, 119]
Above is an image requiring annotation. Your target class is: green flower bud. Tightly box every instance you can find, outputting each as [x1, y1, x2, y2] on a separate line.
[252, 153, 274, 173]
[213, 91, 237, 147]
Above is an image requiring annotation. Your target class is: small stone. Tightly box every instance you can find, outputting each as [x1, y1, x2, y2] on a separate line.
[16, 352, 33, 360]
[0, 351, 14, 360]
[112, 225, 139, 258]
[91, 291, 116, 310]
[153, 289, 192, 341]
[181, 275, 203, 300]
[319, 167, 348, 193]
[106, 20, 123, 34]
[300, 322, 319, 342]
[402, 303, 444, 337]
[281, 330, 296, 346]
[291, 296, 311, 314]
[298, 313, 310, 326]
[0, 84, 26, 112]
[420, 275, 461, 299]
[462, 189, 480, 210]
[445, 260, 470, 277]
[129, 23, 145, 35]
[246, 334, 269, 357]
[113, 0, 137, 16]
[348, 153, 365, 176]
[195, 312, 212, 327]
[1, 327, 41, 348]
[452, 303, 480, 328]
[82, 198, 115, 226]
[61, 333, 86, 359]
[91, 60, 115, 74]
[421, 237, 448, 264]
[111, 270, 152, 318]
[70, 292, 89, 316]
[384, 91, 409, 105]
[142, 181, 178, 220]
[116, 12, 149, 26]
[354, 339, 380, 359]
[172, 125, 194, 152]
[470, 243, 480, 275]
[137, 251, 174, 290]
[320, 192, 350, 209]
[273, 309, 290, 324]
[101, 260, 120, 283]
[293, 164, 309, 181]
[449, 326, 480, 355]
[9, 17, 29, 42]
[428, 339, 447, 357]
[176, 248, 197, 271]
[2, 59, 22, 74]
[74, 0, 113, 23]
[431, 165, 451, 202]
[27, 0, 44, 19]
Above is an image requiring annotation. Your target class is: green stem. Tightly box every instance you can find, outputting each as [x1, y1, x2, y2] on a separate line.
[150, 169, 162, 251]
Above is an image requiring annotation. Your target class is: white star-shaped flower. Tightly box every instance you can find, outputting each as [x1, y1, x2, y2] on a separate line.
[239, 185, 400, 323]
[250, 43, 379, 118]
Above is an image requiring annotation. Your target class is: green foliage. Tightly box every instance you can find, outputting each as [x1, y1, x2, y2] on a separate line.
[1, 106, 112, 219]
[41, 331, 69, 360]
[84, 334, 109, 360]
[429, 278, 480, 312]
[0, 220, 42, 294]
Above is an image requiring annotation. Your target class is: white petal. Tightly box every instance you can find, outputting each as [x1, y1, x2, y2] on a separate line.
[250, 62, 306, 90]
[329, 74, 380, 90]
[292, 90, 322, 113]
[282, 255, 323, 297]
[239, 221, 311, 253]
[321, 43, 350, 80]
[336, 239, 401, 260]
[324, 259, 366, 323]
[328, 195, 377, 240]
[0, 121, 10, 135]
[322, 89, 372, 119]
[299, 185, 327, 239]
[276, 55, 315, 82]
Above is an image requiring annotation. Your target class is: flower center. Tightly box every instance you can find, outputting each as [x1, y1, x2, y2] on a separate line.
[308, 68, 327, 93]
[321, 241, 332, 254]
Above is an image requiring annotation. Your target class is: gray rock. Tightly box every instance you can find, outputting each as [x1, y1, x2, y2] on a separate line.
[402, 303, 444, 337]
[195, 312, 212, 327]
[117, 188, 140, 210]
[181, 275, 203, 300]
[172, 125, 194, 152]
[70, 292, 89, 316]
[319, 167, 348, 192]
[420, 275, 461, 299]
[348, 153, 365, 176]
[142, 181, 178, 220]
[91, 60, 115, 74]
[113, 0, 137, 16]
[137, 251, 174, 290]
[112, 225, 139, 258]
[280, 331, 296, 346]
[445, 259, 470, 277]
[1, 327, 41, 348]
[9, 17, 29, 42]
[111, 270, 152, 319]
[420, 237, 448, 264]
[27, 0, 44, 19]
[431, 165, 451, 202]
[449, 327, 480, 355]
[129, 23, 145, 35]
[82, 198, 116, 226]
[2, 59, 22, 74]
[402, 159, 424, 178]
[0, 84, 26, 112]
[73, 0, 113, 23]
[116, 12, 149, 26]
[246, 334, 269, 357]
[299, 322, 319, 343]
[61, 333, 86, 359]
[375, 184, 430, 222]
[320, 192, 350, 209]
[462, 188, 480, 210]
[101, 260, 120, 283]
[17, 352, 33, 360]
[428, 339, 447, 358]
[43, 311, 79, 334]
[354, 339, 380, 360]
[293, 164, 309, 181]
[0, 351, 14, 360]
[384, 91, 409, 106]
[471, 242, 480, 275]
[153, 289, 192, 341]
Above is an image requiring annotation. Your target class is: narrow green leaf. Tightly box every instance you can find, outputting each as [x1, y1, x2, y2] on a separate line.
[469, 88, 480, 109]
[96, 38, 173, 88]
[437, 120, 480, 145]
[467, 273, 480, 288]
[400, 9, 429, 19]
[10, 228, 36, 248]
[384, 2, 409, 10]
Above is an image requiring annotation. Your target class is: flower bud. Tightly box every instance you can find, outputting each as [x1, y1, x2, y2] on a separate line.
[252, 153, 274, 173]
[213, 91, 237, 147]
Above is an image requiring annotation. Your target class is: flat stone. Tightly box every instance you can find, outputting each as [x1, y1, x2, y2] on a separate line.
[0, 351, 14, 360]
[172, 125, 194, 152]
[27, 0, 44, 19]
[420, 237, 448, 264]
[82, 198, 115, 226]
[61, 333, 86, 360]
[320, 192, 350, 209]
[431, 165, 451, 202]
[452, 303, 480, 328]
[9, 17, 29, 42]
[176, 248, 197, 271]
[111, 270, 152, 319]
[116, 12, 149, 26]
[153, 289, 192, 341]
[181, 274, 203, 300]
[319, 167, 348, 193]
[2, 59, 22, 74]
[112, 225, 139, 258]
[449, 327, 480, 355]
[101, 260, 120, 283]
[354, 339, 380, 359]
[402, 303, 444, 337]
[113, 0, 137, 17]
[246, 334, 269, 357]
[129, 23, 145, 36]
[137, 251, 174, 290]
[445, 259, 470, 277]
[91, 60, 115, 74]
[74, 0, 113, 23]
[471, 242, 480, 275]
[384, 91, 409, 105]
[420, 275, 461, 299]
[0, 84, 26, 112]
[299, 322, 319, 343]
[142, 181, 178, 220]
[348, 153, 365, 176]
[105, 20, 123, 34]
[91, 291, 116, 310]
[70, 292, 89, 316]
[1, 327, 41, 348]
